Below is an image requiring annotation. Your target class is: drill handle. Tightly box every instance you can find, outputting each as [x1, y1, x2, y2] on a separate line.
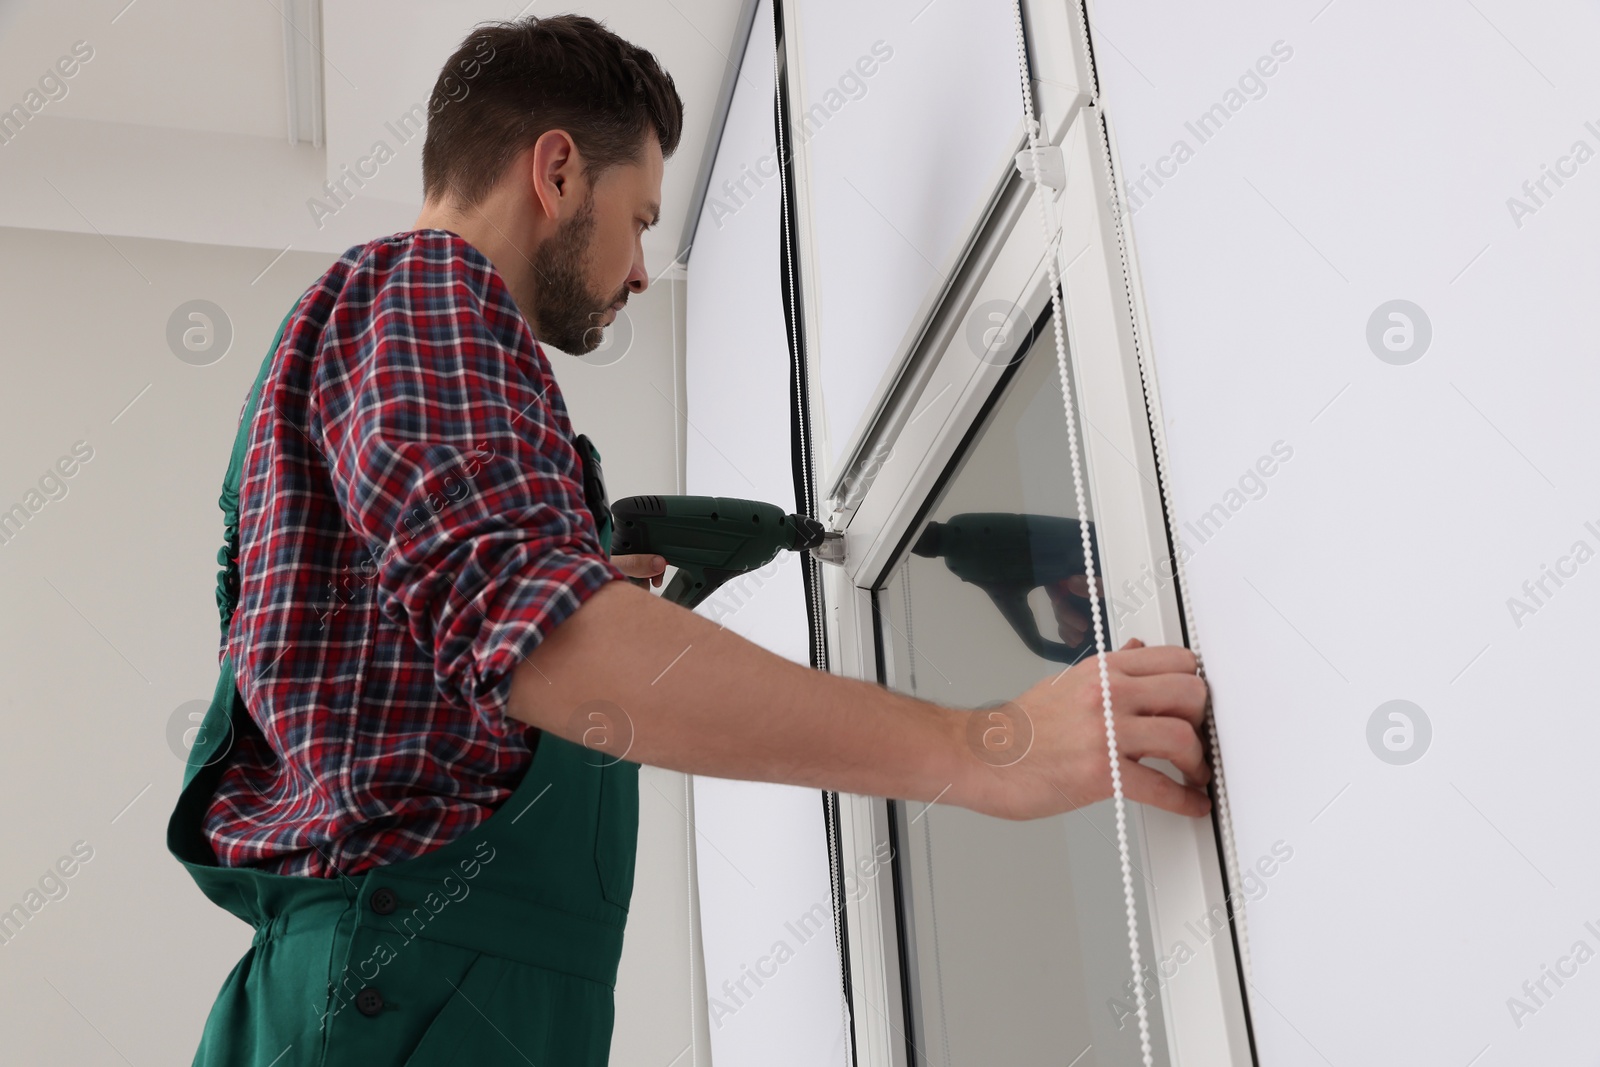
[658, 565, 741, 610]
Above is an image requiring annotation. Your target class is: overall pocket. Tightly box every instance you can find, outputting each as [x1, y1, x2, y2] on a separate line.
[399, 951, 509, 1067]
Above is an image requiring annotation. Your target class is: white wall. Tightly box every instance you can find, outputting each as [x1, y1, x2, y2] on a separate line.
[0, 225, 702, 1065]
[0, 0, 741, 273]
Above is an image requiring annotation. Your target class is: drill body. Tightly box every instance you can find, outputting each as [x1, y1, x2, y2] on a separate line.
[609, 498, 1099, 665]
[609, 495, 834, 609]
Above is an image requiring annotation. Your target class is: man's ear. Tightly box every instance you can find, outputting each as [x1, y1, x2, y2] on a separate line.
[529, 128, 584, 222]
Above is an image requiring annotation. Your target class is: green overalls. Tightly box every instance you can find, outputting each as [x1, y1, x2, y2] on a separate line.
[167, 310, 639, 1066]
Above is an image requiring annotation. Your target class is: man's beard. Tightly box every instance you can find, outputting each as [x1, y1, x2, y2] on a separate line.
[530, 191, 623, 355]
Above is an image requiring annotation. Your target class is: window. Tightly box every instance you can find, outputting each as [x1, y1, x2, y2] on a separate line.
[876, 303, 1171, 1065]
[812, 55, 1254, 1067]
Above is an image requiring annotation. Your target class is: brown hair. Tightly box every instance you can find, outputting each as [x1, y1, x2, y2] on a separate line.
[420, 14, 684, 207]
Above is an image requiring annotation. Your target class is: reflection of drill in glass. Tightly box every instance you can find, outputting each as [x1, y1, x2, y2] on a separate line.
[910, 512, 1103, 664]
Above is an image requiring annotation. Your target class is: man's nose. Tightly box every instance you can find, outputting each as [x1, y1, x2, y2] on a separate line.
[626, 253, 649, 294]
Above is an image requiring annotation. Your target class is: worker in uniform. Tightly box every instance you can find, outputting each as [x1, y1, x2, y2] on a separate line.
[168, 13, 1214, 1065]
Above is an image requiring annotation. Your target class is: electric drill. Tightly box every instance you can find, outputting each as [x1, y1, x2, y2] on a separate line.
[610, 495, 844, 610]
[910, 512, 1103, 664]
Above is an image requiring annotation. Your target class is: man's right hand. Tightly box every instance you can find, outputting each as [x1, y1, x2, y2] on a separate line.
[950, 638, 1213, 821]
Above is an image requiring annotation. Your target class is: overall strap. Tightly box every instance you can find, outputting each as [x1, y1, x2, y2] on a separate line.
[172, 305, 296, 808]
[573, 432, 614, 557]
[214, 308, 295, 638]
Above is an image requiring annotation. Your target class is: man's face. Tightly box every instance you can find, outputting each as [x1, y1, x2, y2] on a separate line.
[531, 136, 662, 355]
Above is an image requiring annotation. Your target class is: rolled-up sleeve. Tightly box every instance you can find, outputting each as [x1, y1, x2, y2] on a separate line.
[309, 276, 626, 737]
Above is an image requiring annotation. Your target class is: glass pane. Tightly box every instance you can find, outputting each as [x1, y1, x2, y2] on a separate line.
[878, 307, 1169, 1067]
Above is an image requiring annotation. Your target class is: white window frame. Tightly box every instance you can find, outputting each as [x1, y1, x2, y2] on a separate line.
[780, 3, 1255, 1064]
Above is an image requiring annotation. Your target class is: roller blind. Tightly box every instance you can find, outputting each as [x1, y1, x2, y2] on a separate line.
[1092, 3, 1600, 1062]
[685, 2, 850, 1063]
[790, 0, 1023, 482]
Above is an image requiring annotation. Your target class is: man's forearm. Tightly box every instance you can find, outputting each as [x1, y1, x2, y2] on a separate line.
[508, 579, 976, 807]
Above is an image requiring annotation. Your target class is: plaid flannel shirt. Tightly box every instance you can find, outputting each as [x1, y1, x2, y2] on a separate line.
[202, 228, 626, 878]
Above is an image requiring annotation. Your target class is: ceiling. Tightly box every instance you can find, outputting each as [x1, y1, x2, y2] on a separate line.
[0, 0, 747, 275]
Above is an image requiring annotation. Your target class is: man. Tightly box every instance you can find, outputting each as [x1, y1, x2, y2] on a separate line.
[167, 14, 1212, 1066]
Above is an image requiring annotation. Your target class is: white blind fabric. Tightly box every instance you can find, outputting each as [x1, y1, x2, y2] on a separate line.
[792, 0, 1023, 481]
[1092, 4, 1600, 1062]
[685, 3, 850, 1063]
